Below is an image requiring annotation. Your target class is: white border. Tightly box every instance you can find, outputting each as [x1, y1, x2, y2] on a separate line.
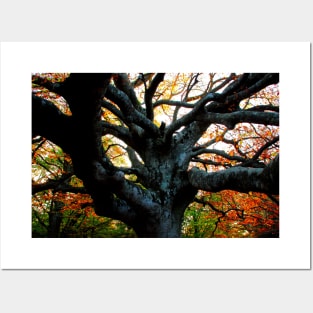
[0, 42, 310, 269]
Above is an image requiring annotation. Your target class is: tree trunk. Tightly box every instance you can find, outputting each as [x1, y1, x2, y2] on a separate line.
[47, 200, 63, 238]
[133, 211, 182, 238]
[130, 181, 198, 238]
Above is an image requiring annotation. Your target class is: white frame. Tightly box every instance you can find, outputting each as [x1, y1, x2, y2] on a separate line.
[0, 42, 310, 269]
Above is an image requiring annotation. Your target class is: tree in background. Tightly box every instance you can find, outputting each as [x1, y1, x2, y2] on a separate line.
[32, 73, 279, 238]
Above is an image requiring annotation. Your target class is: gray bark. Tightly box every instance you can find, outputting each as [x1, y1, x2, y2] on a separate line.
[188, 155, 279, 194]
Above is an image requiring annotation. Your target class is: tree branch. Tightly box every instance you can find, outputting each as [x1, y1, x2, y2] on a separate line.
[100, 99, 126, 121]
[191, 148, 246, 162]
[100, 121, 133, 144]
[164, 93, 224, 142]
[246, 105, 279, 112]
[32, 94, 73, 151]
[91, 161, 160, 214]
[252, 136, 279, 160]
[188, 155, 279, 194]
[195, 111, 279, 129]
[145, 73, 165, 120]
[32, 172, 87, 195]
[105, 84, 159, 137]
[206, 73, 279, 113]
[153, 99, 195, 109]
[113, 73, 141, 111]
[224, 73, 279, 105]
[210, 73, 237, 93]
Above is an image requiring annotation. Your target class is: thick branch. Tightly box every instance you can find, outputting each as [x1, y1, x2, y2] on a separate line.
[188, 155, 279, 194]
[145, 73, 165, 120]
[106, 84, 159, 137]
[32, 94, 73, 150]
[100, 99, 125, 121]
[153, 99, 195, 109]
[246, 105, 279, 112]
[91, 161, 159, 214]
[224, 73, 279, 105]
[206, 73, 279, 113]
[32, 171, 87, 195]
[164, 93, 224, 142]
[222, 73, 250, 95]
[100, 121, 133, 144]
[192, 148, 246, 162]
[195, 111, 279, 129]
[113, 73, 141, 110]
[60, 74, 113, 167]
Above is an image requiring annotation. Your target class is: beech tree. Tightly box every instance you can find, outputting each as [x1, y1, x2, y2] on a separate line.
[32, 73, 279, 238]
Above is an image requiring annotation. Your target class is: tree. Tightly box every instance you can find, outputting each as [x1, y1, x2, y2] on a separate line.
[32, 73, 279, 238]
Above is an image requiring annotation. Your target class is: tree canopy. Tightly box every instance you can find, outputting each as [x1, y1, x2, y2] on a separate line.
[32, 73, 279, 238]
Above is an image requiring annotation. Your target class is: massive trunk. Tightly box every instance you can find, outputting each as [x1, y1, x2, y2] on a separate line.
[133, 204, 190, 238]
[130, 178, 198, 238]
[86, 137, 198, 238]
[125, 136, 197, 237]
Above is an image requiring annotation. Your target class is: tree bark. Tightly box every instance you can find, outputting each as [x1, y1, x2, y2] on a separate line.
[188, 155, 279, 194]
[47, 200, 63, 238]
